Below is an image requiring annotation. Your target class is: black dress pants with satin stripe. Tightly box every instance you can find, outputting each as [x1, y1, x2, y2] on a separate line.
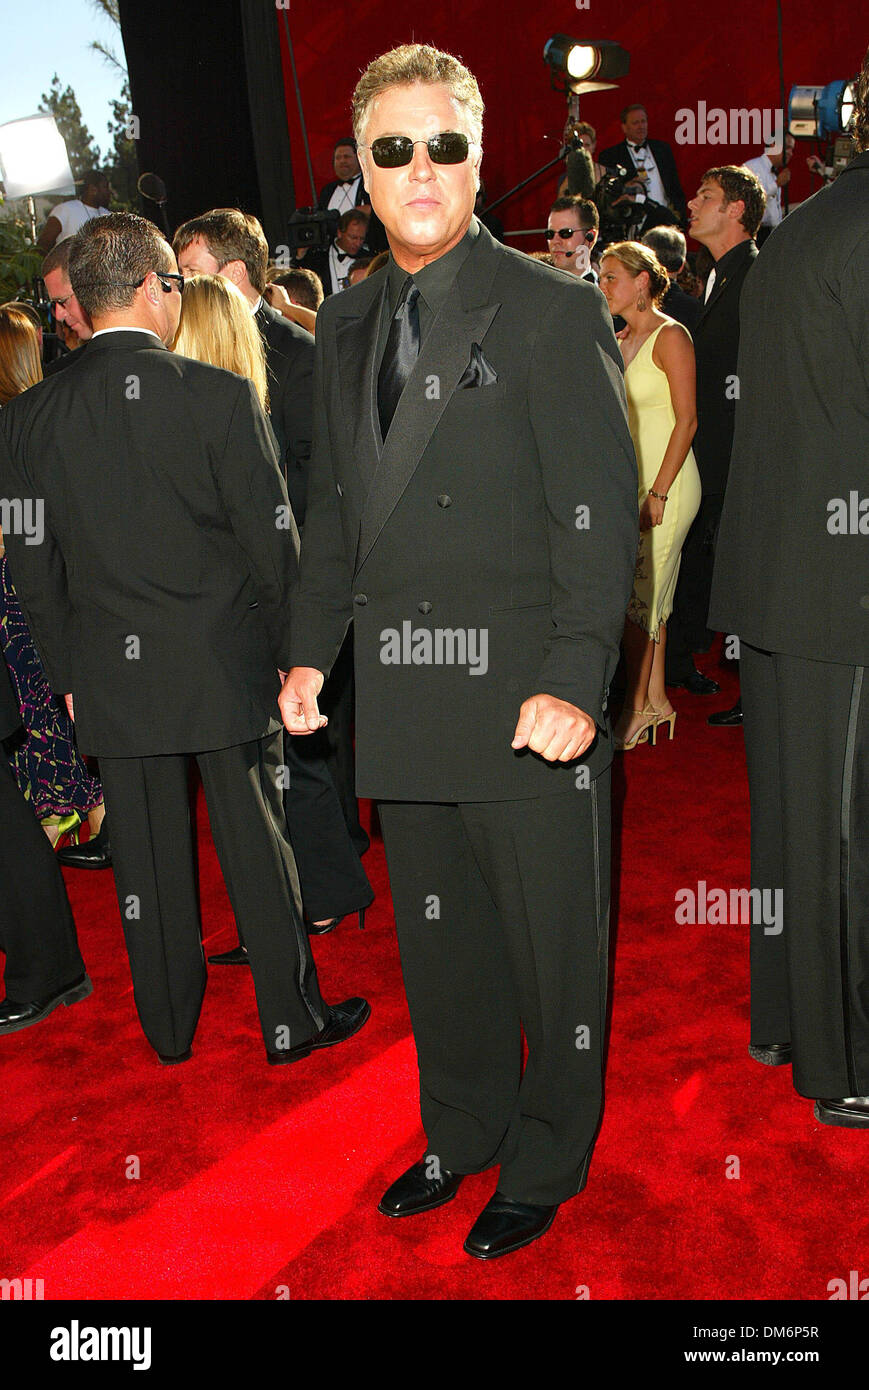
[99, 732, 327, 1059]
[0, 756, 85, 1000]
[378, 773, 611, 1207]
[741, 643, 869, 1098]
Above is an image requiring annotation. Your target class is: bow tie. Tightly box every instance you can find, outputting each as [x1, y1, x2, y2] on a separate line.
[333, 246, 353, 262]
[630, 142, 647, 152]
[338, 178, 357, 186]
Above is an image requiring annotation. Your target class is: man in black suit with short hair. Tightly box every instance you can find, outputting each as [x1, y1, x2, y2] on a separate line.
[280, 44, 637, 1259]
[710, 55, 869, 1126]
[599, 104, 687, 228]
[665, 166, 764, 707]
[641, 226, 702, 333]
[0, 212, 368, 1065]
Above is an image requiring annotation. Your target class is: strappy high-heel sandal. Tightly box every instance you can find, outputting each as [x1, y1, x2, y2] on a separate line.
[646, 697, 677, 741]
[41, 810, 83, 851]
[613, 708, 658, 751]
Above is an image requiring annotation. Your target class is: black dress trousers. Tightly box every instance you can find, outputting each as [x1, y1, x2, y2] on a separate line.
[741, 642, 869, 1098]
[666, 493, 723, 680]
[99, 731, 327, 1058]
[378, 773, 611, 1207]
[0, 756, 85, 1000]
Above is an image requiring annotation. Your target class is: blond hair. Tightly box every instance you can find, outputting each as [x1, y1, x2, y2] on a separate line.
[601, 241, 669, 306]
[0, 304, 42, 404]
[171, 274, 268, 412]
[352, 43, 484, 147]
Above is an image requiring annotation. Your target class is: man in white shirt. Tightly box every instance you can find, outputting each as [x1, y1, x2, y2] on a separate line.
[37, 170, 112, 254]
[743, 134, 794, 242]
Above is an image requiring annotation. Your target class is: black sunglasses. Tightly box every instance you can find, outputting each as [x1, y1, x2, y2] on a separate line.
[123, 272, 185, 294]
[545, 227, 590, 241]
[361, 132, 471, 168]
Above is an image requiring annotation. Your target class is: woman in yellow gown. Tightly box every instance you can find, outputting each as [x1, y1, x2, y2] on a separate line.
[599, 242, 701, 749]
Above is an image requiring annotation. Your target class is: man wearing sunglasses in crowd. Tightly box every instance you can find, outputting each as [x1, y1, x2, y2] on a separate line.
[280, 44, 637, 1259]
[1, 212, 368, 1068]
[545, 195, 601, 282]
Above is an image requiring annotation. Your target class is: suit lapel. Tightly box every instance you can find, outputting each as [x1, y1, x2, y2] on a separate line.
[355, 229, 502, 571]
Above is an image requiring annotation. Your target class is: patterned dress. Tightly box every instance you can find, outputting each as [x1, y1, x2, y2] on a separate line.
[0, 554, 102, 819]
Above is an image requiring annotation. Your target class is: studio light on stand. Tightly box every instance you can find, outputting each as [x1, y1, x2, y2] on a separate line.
[0, 114, 74, 242]
[789, 77, 857, 181]
[483, 35, 630, 231]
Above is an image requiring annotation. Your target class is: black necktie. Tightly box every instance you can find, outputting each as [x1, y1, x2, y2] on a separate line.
[377, 280, 420, 440]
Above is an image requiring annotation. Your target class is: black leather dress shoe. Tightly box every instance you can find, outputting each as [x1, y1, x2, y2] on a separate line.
[748, 1042, 792, 1066]
[266, 996, 370, 1065]
[464, 1191, 559, 1260]
[814, 1096, 869, 1128]
[668, 669, 721, 695]
[378, 1158, 464, 1217]
[56, 819, 111, 869]
[157, 1048, 193, 1065]
[207, 945, 250, 965]
[708, 699, 743, 726]
[0, 973, 93, 1034]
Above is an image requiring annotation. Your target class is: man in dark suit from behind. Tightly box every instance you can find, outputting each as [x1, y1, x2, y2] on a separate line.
[709, 52, 869, 1126]
[665, 166, 764, 708]
[280, 43, 638, 1259]
[641, 225, 702, 333]
[599, 103, 688, 228]
[174, 208, 373, 940]
[0, 647, 91, 1035]
[0, 212, 368, 1065]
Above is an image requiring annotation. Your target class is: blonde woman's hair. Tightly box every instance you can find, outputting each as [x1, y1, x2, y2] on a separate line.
[171, 273, 268, 412]
[601, 240, 670, 306]
[352, 43, 484, 148]
[0, 304, 42, 404]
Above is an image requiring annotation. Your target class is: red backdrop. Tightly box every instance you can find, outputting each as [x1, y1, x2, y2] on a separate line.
[276, 0, 862, 238]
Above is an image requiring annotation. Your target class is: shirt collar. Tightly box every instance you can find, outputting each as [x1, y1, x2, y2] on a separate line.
[90, 326, 164, 343]
[385, 217, 480, 317]
[712, 238, 756, 274]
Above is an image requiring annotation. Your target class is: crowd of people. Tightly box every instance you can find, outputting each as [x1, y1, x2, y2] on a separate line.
[1, 38, 867, 1263]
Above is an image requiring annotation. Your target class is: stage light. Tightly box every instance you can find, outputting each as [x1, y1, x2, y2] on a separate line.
[788, 79, 858, 139]
[544, 35, 630, 94]
[0, 114, 74, 200]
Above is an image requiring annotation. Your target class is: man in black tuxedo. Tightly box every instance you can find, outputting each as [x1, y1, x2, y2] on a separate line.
[174, 208, 373, 942]
[280, 44, 637, 1258]
[0, 648, 91, 1034]
[665, 166, 764, 708]
[599, 104, 688, 228]
[318, 138, 389, 254]
[709, 60, 869, 1126]
[0, 212, 368, 1064]
[302, 211, 369, 301]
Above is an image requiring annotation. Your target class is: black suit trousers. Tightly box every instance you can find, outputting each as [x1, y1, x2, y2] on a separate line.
[378, 773, 611, 1206]
[99, 732, 327, 1058]
[741, 642, 869, 1097]
[0, 757, 85, 999]
[666, 493, 724, 679]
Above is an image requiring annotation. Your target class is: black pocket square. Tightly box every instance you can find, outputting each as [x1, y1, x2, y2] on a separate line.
[457, 342, 498, 389]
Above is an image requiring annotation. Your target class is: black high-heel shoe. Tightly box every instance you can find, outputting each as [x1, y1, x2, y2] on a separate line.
[307, 906, 367, 936]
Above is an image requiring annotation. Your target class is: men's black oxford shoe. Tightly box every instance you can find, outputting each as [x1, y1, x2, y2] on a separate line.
[207, 945, 250, 965]
[266, 997, 370, 1065]
[464, 1191, 559, 1259]
[748, 1042, 792, 1066]
[0, 974, 93, 1034]
[158, 1048, 193, 1065]
[56, 820, 111, 869]
[378, 1158, 464, 1217]
[814, 1096, 869, 1128]
[668, 669, 720, 695]
[707, 700, 743, 726]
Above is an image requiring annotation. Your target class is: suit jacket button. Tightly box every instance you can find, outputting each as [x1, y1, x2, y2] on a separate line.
[354, 593, 368, 606]
[437, 494, 452, 508]
[418, 601, 433, 614]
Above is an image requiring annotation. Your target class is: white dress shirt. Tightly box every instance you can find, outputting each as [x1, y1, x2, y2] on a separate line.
[625, 142, 668, 207]
[326, 174, 363, 215]
[743, 153, 782, 227]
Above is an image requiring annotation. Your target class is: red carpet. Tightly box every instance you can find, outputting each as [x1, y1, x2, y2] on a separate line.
[2, 646, 866, 1301]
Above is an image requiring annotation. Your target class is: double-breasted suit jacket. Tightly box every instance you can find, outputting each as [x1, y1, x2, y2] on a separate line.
[289, 220, 638, 802]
